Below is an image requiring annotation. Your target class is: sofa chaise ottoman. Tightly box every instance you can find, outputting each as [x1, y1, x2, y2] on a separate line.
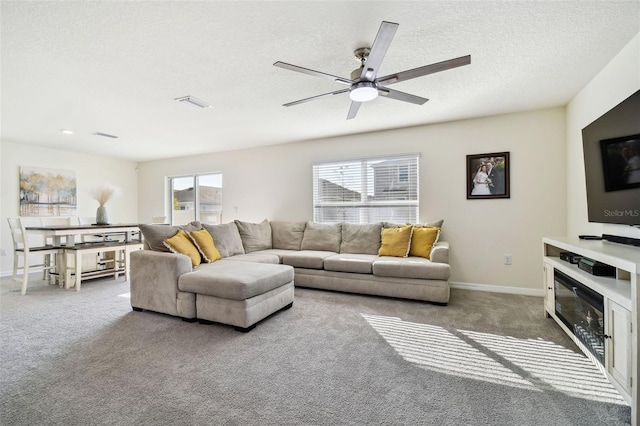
[131, 224, 294, 331]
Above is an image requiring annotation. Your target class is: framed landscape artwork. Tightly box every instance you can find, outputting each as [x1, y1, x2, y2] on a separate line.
[466, 152, 510, 199]
[19, 166, 77, 216]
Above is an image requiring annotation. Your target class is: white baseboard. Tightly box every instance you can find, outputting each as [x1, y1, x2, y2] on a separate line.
[450, 281, 544, 297]
[0, 269, 544, 298]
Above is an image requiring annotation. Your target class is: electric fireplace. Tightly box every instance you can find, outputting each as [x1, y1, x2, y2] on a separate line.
[554, 269, 605, 365]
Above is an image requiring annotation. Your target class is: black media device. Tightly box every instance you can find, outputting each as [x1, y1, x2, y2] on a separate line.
[578, 257, 616, 277]
[560, 252, 583, 264]
[578, 235, 603, 240]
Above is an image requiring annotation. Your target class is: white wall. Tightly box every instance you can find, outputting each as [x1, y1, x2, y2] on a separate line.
[138, 107, 567, 292]
[566, 33, 640, 240]
[0, 141, 139, 275]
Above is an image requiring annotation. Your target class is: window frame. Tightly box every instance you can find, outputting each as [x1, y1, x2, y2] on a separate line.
[167, 172, 223, 225]
[312, 153, 420, 224]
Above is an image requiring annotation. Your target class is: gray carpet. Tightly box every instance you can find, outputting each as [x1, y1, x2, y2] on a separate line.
[0, 275, 631, 425]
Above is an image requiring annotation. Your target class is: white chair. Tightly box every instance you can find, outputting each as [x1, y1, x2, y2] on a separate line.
[7, 218, 62, 295]
[76, 216, 107, 242]
[40, 216, 71, 245]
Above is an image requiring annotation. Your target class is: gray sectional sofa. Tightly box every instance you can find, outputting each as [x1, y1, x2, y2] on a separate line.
[131, 220, 450, 331]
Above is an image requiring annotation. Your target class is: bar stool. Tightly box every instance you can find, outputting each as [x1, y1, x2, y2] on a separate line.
[7, 218, 62, 295]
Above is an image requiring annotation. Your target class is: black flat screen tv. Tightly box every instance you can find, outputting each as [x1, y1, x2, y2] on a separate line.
[582, 89, 640, 226]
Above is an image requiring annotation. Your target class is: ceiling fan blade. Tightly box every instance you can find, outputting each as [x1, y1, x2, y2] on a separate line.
[360, 21, 399, 81]
[378, 88, 428, 105]
[283, 88, 349, 107]
[274, 61, 353, 85]
[376, 55, 471, 86]
[346, 101, 362, 120]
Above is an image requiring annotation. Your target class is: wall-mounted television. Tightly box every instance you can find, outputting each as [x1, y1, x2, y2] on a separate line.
[582, 89, 640, 226]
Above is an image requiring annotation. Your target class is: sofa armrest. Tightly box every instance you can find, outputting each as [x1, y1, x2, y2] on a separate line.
[130, 250, 192, 316]
[430, 241, 449, 264]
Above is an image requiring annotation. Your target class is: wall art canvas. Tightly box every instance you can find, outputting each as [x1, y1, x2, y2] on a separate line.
[466, 152, 510, 199]
[19, 166, 77, 216]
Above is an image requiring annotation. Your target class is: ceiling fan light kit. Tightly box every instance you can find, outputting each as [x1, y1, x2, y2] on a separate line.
[274, 21, 470, 120]
[349, 82, 378, 102]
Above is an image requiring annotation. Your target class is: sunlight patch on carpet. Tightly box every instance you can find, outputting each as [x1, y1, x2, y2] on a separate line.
[362, 313, 627, 405]
[460, 329, 625, 405]
[118, 292, 130, 299]
[362, 313, 534, 389]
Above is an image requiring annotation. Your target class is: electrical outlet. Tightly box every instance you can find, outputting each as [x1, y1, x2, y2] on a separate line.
[504, 254, 512, 265]
[0, 248, 7, 257]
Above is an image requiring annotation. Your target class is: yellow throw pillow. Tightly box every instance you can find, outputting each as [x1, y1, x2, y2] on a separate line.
[163, 230, 201, 267]
[409, 226, 440, 259]
[188, 228, 221, 263]
[378, 225, 413, 257]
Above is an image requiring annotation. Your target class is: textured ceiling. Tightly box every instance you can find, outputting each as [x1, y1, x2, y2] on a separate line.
[2, 1, 639, 162]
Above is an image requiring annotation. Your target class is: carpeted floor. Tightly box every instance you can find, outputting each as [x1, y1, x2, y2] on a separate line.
[0, 275, 631, 425]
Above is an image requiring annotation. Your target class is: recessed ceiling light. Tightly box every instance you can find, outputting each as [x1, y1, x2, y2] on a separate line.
[92, 132, 119, 139]
[60, 129, 74, 135]
[175, 95, 211, 109]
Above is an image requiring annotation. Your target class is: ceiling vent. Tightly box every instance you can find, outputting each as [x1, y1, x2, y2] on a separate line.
[175, 95, 211, 109]
[92, 132, 119, 139]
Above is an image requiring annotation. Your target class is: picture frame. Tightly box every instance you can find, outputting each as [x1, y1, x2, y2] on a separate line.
[466, 152, 510, 199]
[599, 133, 640, 192]
[19, 166, 77, 216]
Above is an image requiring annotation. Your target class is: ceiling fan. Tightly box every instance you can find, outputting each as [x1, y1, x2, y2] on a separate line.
[274, 21, 470, 120]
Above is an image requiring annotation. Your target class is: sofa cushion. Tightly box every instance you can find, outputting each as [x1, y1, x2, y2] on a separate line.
[234, 219, 272, 253]
[281, 250, 336, 269]
[163, 230, 202, 267]
[140, 222, 202, 252]
[339, 223, 382, 255]
[408, 226, 440, 259]
[271, 221, 306, 250]
[324, 253, 377, 274]
[378, 225, 413, 257]
[187, 228, 221, 263]
[178, 261, 294, 300]
[222, 253, 281, 264]
[202, 222, 245, 258]
[250, 248, 297, 263]
[300, 222, 342, 252]
[372, 256, 450, 280]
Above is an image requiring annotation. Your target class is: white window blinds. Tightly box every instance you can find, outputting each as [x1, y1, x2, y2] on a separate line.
[312, 154, 419, 224]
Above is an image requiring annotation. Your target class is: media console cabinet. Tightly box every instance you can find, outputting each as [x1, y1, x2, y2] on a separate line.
[543, 236, 639, 425]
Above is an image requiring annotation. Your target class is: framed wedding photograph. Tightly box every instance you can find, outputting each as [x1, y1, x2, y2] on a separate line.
[466, 152, 510, 199]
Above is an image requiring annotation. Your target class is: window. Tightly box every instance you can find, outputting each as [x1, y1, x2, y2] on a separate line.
[312, 154, 419, 224]
[398, 165, 409, 183]
[169, 173, 222, 225]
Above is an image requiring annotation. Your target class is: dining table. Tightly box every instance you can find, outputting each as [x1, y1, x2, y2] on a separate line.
[25, 223, 143, 290]
[25, 223, 142, 247]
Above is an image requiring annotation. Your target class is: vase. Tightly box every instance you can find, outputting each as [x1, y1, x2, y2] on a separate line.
[96, 205, 109, 225]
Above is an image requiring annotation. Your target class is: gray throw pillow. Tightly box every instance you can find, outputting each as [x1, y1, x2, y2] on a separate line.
[300, 222, 342, 252]
[139, 221, 202, 252]
[202, 222, 245, 258]
[234, 219, 273, 253]
[270, 221, 306, 250]
[340, 222, 382, 254]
